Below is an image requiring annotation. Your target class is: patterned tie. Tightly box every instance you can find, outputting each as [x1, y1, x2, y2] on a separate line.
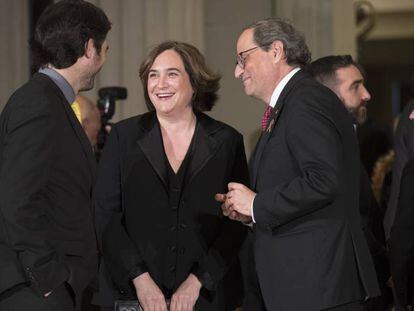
[261, 105, 273, 131]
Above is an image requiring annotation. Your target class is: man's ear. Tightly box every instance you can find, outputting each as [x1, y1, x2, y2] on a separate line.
[271, 40, 285, 63]
[84, 39, 96, 59]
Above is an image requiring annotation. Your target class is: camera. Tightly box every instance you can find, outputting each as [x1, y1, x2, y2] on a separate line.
[96, 86, 127, 160]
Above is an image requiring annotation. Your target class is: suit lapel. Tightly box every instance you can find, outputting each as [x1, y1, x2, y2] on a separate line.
[136, 112, 168, 190]
[55, 84, 97, 178]
[186, 112, 222, 183]
[251, 70, 307, 188]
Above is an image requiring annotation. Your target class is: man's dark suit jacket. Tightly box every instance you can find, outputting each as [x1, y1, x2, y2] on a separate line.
[94, 111, 248, 310]
[385, 101, 414, 238]
[389, 158, 414, 307]
[250, 71, 380, 311]
[0, 73, 98, 305]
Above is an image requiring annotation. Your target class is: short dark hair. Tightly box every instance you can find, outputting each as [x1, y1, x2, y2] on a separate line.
[139, 41, 221, 112]
[244, 18, 311, 68]
[30, 0, 111, 71]
[307, 55, 364, 88]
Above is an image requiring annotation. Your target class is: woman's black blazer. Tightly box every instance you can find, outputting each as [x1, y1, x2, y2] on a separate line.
[94, 111, 248, 303]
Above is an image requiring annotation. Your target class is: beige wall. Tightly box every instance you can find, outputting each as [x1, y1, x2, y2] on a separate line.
[0, 0, 29, 110]
[205, 0, 273, 156]
[0, 0, 358, 157]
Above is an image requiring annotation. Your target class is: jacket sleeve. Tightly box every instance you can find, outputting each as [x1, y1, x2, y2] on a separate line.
[94, 126, 147, 295]
[253, 92, 343, 229]
[192, 133, 248, 292]
[0, 96, 69, 296]
[389, 160, 414, 307]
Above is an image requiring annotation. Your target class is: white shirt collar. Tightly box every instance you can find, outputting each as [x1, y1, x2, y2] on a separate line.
[269, 67, 300, 108]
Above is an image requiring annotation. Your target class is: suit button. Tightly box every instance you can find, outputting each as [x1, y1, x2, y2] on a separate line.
[179, 223, 187, 229]
[180, 248, 185, 255]
[170, 225, 176, 231]
[171, 205, 178, 210]
[169, 266, 176, 272]
[170, 245, 176, 252]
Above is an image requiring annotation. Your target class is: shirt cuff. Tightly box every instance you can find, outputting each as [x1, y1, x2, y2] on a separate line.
[251, 195, 256, 223]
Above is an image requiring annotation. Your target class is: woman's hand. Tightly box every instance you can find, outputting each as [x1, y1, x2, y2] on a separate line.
[170, 273, 202, 311]
[133, 272, 167, 311]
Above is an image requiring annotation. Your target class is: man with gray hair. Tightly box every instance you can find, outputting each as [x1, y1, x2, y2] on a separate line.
[216, 18, 379, 310]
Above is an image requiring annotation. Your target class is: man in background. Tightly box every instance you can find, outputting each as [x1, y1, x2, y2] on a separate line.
[0, 1, 111, 310]
[308, 55, 390, 311]
[75, 95, 102, 148]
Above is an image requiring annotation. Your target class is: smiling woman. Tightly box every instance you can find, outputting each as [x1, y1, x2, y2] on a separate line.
[94, 41, 249, 311]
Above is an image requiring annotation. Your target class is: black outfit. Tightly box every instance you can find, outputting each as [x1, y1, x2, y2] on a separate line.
[250, 71, 380, 311]
[359, 166, 390, 311]
[0, 73, 98, 309]
[385, 101, 414, 238]
[95, 111, 248, 310]
[389, 158, 414, 308]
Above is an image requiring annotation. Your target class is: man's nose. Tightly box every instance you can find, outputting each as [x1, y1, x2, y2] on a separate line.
[361, 86, 371, 102]
[235, 64, 243, 79]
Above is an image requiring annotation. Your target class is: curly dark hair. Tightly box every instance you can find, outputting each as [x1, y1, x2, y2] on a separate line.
[244, 18, 311, 68]
[30, 0, 111, 71]
[139, 41, 221, 112]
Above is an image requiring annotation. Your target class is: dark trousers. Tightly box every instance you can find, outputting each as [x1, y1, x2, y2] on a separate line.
[0, 283, 74, 311]
[323, 301, 364, 311]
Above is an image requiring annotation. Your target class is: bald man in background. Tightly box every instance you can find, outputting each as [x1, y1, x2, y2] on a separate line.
[75, 95, 102, 148]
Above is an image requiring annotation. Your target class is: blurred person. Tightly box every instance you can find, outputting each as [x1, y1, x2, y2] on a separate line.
[389, 157, 414, 310]
[94, 41, 248, 311]
[0, 1, 111, 310]
[384, 100, 414, 239]
[76, 95, 102, 147]
[216, 18, 380, 311]
[309, 55, 390, 311]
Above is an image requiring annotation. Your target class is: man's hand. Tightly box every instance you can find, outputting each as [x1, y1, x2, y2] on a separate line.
[133, 272, 167, 311]
[410, 109, 414, 120]
[222, 183, 256, 217]
[215, 193, 252, 223]
[170, 274, 201, 311]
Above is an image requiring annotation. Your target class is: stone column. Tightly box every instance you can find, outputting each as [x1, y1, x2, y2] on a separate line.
[275, 0, 356, 59]
[0, 0, 29, 111]
[84, 0, 205, 121]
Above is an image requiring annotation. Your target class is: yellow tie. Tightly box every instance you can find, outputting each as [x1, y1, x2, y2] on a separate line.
[71, 101, 82, 124]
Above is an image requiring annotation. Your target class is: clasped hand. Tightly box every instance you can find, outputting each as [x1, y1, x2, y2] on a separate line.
[133, 272, 201, 311]
[215, 182, 256, 223]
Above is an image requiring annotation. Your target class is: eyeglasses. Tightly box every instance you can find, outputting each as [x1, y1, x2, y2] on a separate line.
[236, 44, 270, 69]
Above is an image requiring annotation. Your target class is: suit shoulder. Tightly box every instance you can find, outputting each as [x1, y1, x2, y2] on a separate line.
[198, 112, 243, 140]
[286, 76, 348, 117]
[5, 74, 62, 112]
[111, 112, 156, 142]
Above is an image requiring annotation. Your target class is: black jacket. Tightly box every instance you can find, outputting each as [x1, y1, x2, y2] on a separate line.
[0, 73, 98, 304]
[389, 158, 414, 307]
[250, 71, 380, 311]
[95, 111, 248, 310]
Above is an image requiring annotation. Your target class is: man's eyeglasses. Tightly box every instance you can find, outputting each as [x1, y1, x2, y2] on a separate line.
[236, 44, 270, 69]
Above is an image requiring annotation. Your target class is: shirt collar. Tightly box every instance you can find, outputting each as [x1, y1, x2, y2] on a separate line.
[269, 67, 300, 108]
[38, 67, 76, 104]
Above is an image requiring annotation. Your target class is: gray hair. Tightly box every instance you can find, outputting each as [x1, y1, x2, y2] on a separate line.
[244, 18, 311, 67]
